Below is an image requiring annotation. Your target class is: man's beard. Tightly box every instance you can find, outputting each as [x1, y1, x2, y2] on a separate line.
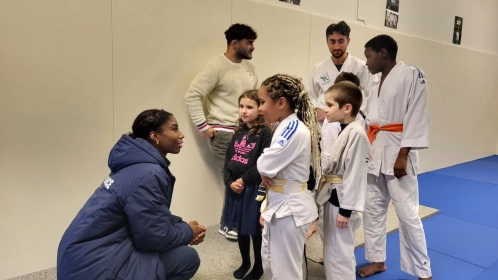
[332, 49, 344, 59]
[237, 50, 252, 60]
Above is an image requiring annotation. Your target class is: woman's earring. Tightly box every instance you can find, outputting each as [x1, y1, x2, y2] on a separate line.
[156, 141, 160, 145]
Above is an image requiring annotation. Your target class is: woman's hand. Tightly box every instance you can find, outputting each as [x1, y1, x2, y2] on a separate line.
[188, 221, 206, 245]
[190, 231, 205, 245]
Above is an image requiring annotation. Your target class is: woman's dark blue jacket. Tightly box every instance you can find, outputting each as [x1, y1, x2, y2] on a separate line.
[57, 135, 193, 280]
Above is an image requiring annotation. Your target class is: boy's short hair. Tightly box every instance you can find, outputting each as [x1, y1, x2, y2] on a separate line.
[225, 23, 258, 44]
[364, 34, 398, 61]
[326, 81, 362, 117]
[334, 72, 360, 87]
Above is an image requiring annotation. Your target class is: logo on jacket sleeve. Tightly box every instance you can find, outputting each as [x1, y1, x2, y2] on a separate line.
[103, 176, 114, 189]
[277, 139, 286, 147]
[273, 120, 298, 149]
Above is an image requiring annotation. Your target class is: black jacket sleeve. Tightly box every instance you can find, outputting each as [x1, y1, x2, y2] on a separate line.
[241, 127, 272, 185]
[224, 134, 237, 188]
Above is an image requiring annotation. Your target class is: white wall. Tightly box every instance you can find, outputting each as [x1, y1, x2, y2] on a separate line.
[0, 1, 113, 278]
[262, 0, 498, 55]
[111, 0, 232, 235]
[0, 0, 497, 278]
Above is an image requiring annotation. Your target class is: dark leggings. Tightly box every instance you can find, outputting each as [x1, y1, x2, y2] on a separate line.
[238, 234, 262, 270]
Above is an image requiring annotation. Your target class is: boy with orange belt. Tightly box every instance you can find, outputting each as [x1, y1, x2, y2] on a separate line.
[358, 35, 432, 280]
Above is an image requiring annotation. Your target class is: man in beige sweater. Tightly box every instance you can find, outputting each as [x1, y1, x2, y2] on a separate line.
[184, 23, 258, 240]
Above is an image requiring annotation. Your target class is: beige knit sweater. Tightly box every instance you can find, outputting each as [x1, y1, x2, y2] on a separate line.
[184, 54, 258, 132]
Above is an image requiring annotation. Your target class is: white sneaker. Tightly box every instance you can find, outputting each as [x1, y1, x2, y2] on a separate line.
[218, 226, 228, 237]
[226, 229, 238, 241]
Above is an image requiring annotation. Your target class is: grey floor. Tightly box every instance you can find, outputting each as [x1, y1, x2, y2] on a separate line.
[7, 203, 438, 280]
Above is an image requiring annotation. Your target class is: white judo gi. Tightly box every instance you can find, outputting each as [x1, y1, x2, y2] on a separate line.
[306, 54, 377, 113]
[257, 113, 318, 280]
[363, 61, 432, 278]
[322, 114, 366, 167]
[316, 121, 370, 280]
[306, 54, 377, 241]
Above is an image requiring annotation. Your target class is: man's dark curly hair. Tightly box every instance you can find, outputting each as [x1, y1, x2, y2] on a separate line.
[225, 23, 258, 44]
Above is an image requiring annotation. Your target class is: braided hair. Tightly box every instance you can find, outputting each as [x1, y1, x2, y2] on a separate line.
[261, 74, 321, 180]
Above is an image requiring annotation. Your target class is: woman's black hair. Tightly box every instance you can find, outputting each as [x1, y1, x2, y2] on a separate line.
[128, 109, 172, 140]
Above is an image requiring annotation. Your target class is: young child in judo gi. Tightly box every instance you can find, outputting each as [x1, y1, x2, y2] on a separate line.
[256, 74, 321, 280]
[316, 81, 370, 280]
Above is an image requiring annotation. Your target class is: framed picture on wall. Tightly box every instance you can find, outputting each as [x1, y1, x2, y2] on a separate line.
[453, 16, 463, 45]
[279, 0, 300, 5]
[385, 0, 399, 29]
[386, 0, 399, 12]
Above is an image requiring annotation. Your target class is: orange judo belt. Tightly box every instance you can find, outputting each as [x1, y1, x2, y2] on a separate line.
[367, 123, 403, 144]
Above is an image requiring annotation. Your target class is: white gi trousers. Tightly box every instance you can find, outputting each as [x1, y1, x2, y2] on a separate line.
[323, 202, 362, 280]
[262, 216, 310, 280]
[363, 160, 432, 278]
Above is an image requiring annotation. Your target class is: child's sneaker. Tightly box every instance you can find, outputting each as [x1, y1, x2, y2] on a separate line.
[218, 225, 228, 237]
[226, 228, 238, 241]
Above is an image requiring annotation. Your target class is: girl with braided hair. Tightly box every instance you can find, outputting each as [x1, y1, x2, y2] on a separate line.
[256, 74, 321, 279]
